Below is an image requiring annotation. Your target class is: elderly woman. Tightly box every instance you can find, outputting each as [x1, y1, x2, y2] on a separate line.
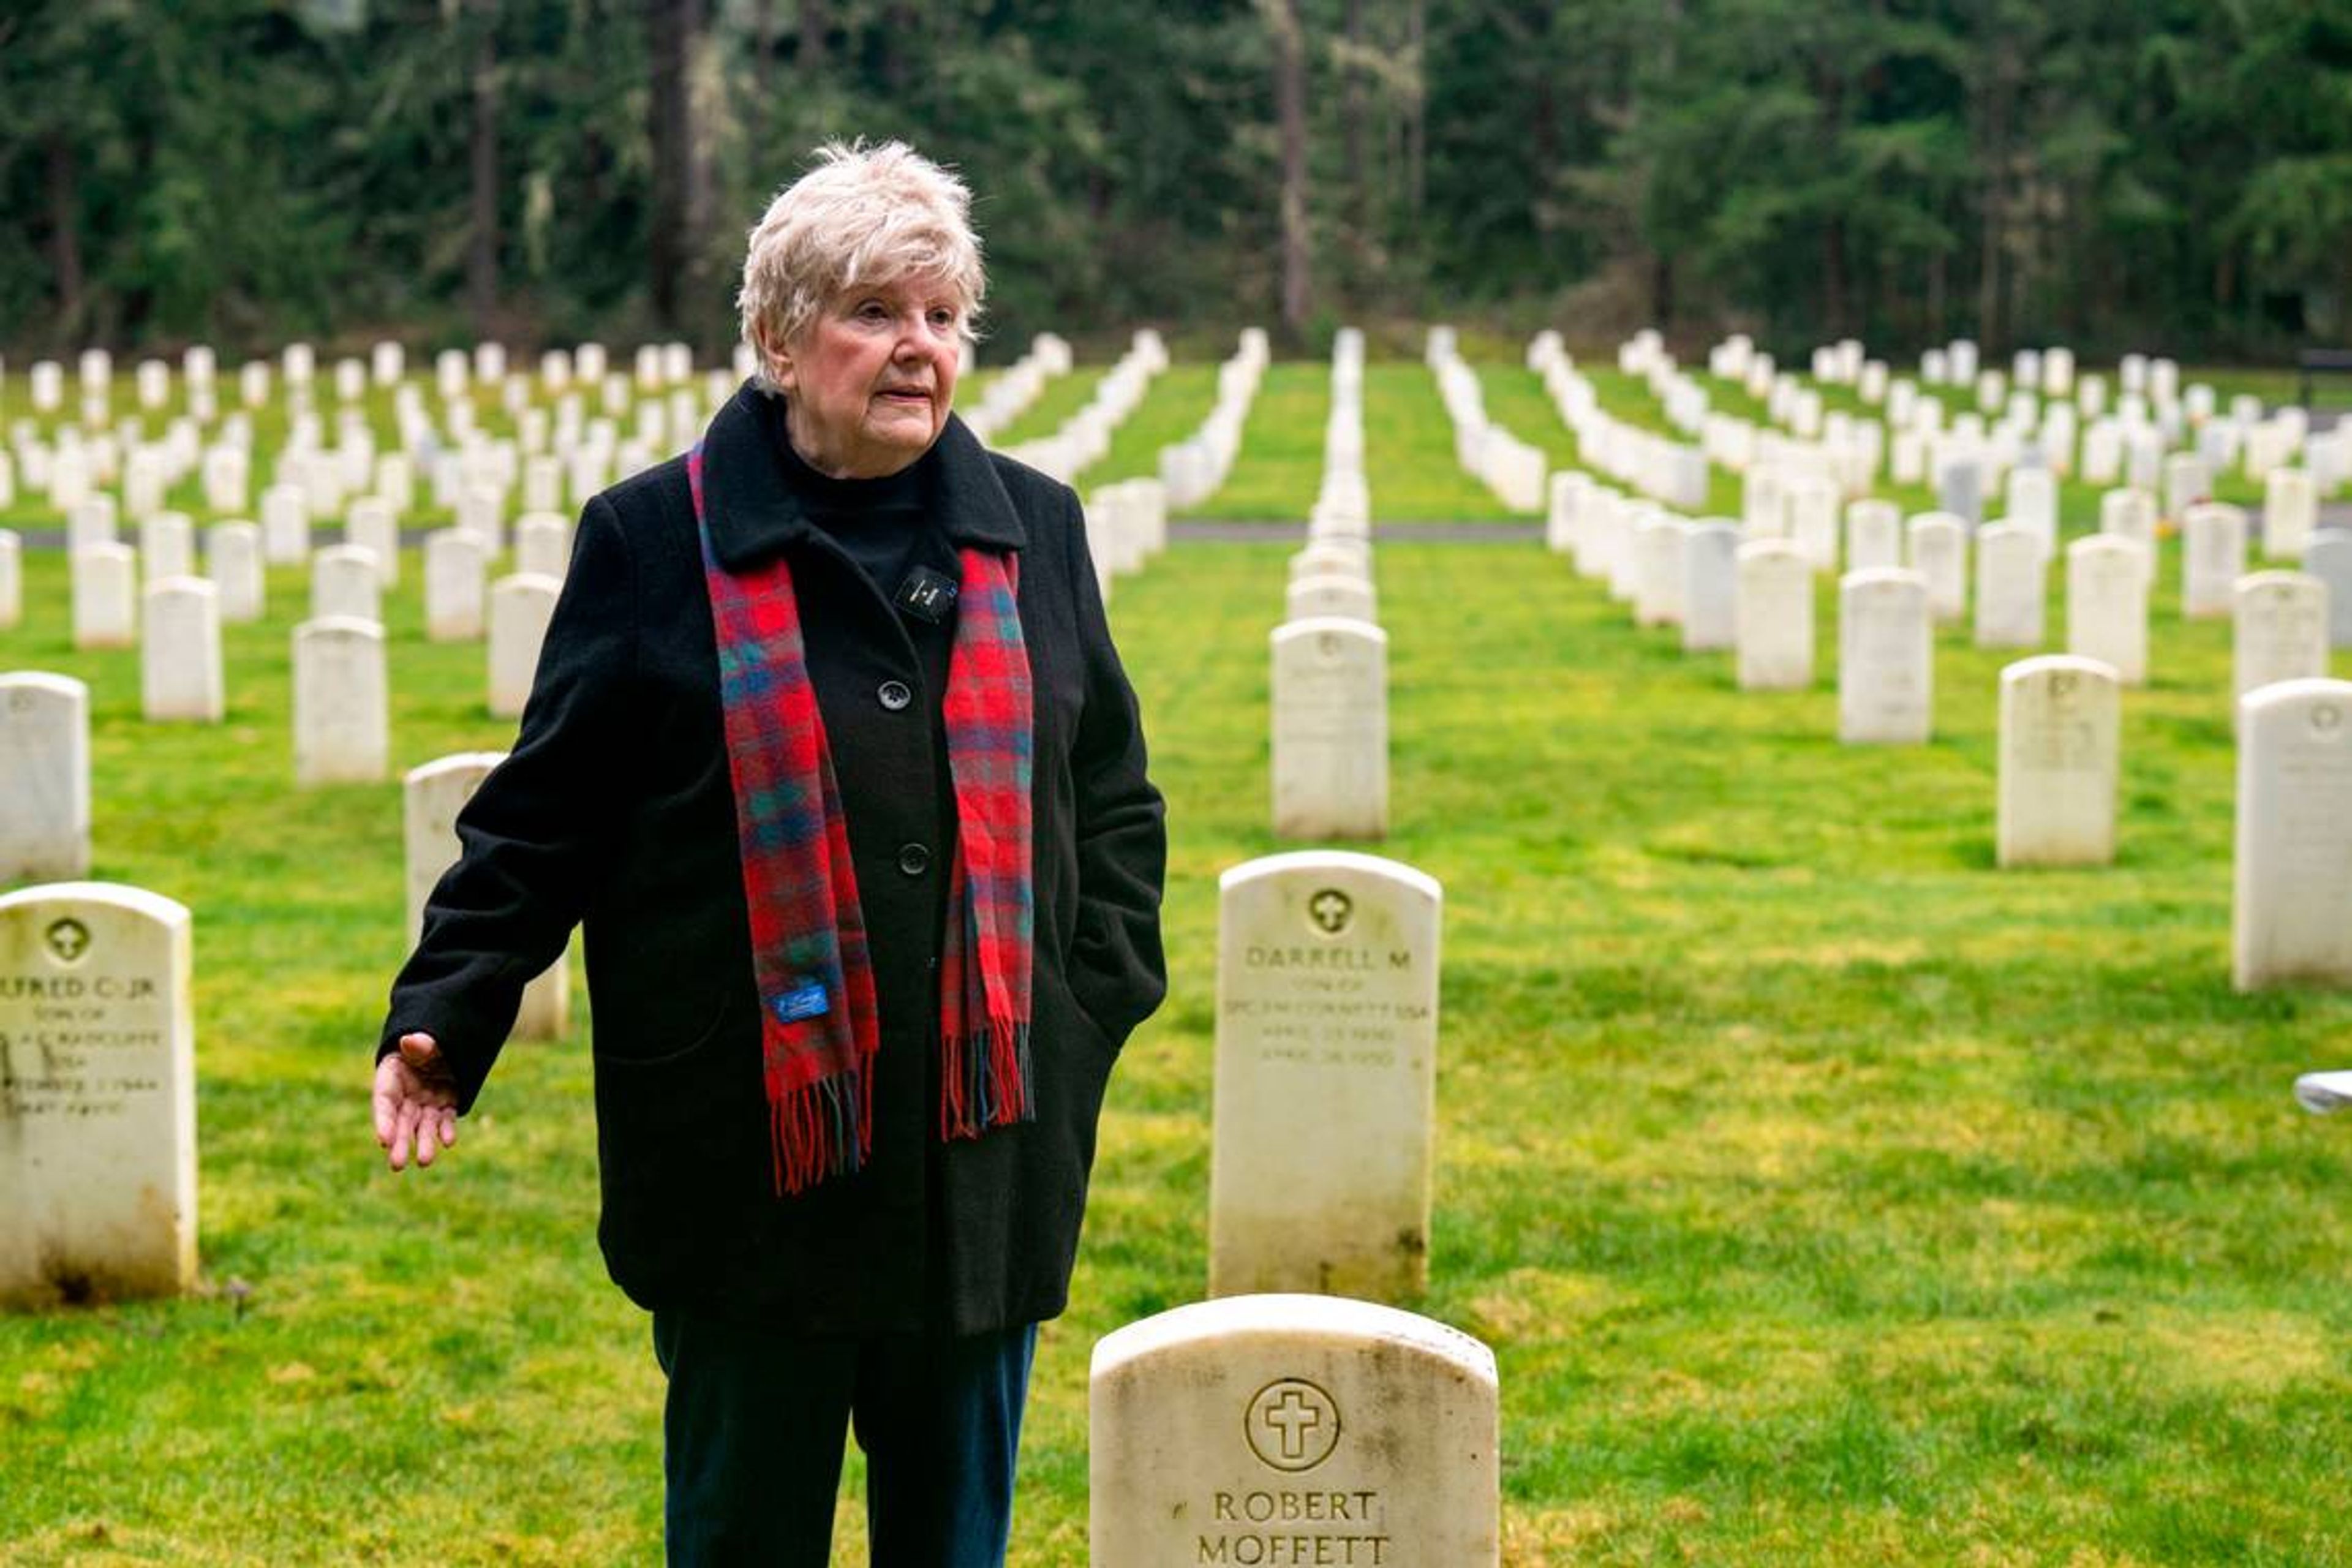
[372, 141, 1167, 1566]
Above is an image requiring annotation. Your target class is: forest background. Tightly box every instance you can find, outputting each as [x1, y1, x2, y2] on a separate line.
[2, 0, 2350, 368]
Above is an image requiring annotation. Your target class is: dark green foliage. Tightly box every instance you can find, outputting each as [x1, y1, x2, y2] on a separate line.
[2, 1, 2350, 361]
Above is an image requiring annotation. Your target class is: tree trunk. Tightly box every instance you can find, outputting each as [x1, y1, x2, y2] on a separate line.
[1342, 0, 1365, 243]
[645, 0, 706, 331]
[1406, 0, 1425, 221]
[1265, 0, 1312, 341]
[45, 132, 84, 338]
[1975, 36, 2010, 350]
[798, 0, 826, 77]
[750, 0, 775, 152]
[467, 1, 500, 336]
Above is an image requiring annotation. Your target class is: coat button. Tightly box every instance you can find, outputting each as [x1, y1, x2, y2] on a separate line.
[878, 679, 912, 711]
[897, 842, 931, 877]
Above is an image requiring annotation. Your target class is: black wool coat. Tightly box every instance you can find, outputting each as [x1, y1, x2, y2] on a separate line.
[380, 383, 1167, 1335]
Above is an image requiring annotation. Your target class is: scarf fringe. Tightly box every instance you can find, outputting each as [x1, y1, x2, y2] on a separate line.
[770, 1066, 875, 1196]
[941, 1013, 1035, 1141]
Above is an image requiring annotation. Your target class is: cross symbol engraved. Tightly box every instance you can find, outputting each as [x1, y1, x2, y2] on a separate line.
[1265, 1389, 1321, 1460]
[1245, 1378, 1341, 1472]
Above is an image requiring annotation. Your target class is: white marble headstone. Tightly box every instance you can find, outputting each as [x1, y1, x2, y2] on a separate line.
[1212, 852, 1441, 1301]
[0, 530, 17, 630]
[2066, 535, 2150, 686]
[1844, 499, 1902, 573]
[1681, 521, 1740, 653]
[488, 573, 563, 720]
[1271, 619, 1388, 841]
[425, 531, 489, 643]
[2263, 468, 2317, 561]
[402, 755, 570, 1039]
[1997, 655, 2120, 867]
[2305, 530, 2352, 650]
[1906, 513, 1969, 623]
[2234, 571, 2329, 707]
[311, 545, 383, 624]
[1839, 568, 1932, 744]
[1736, 540, 1814, 691]
[346, 498, 400, 587]
[206, 522, 266, 623]
[0, 883, 196, 1306]
[72, 544, 138, 650]
[1090, 1294, 1498, 1568]
[293, 617, 389, 785]
[2234, 678, 2352, 990]
[2182, 503, 2248, 619]
[141, 579, 225, 723]
[513, 513, 572, 580]
[1973, 523, 2046, 649]
[1287, 573, 1378, 627]
[139, 512, 195, 587]
[0, 676, 91, 882]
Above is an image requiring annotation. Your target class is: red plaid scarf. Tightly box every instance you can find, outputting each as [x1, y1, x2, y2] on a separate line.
[688, 442, 1035, 1195]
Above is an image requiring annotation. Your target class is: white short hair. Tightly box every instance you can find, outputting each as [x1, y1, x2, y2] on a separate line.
[737, 140, 986, 379]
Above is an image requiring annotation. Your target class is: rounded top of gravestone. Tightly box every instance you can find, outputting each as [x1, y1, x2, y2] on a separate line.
[1091, 1294, 1496, 1387]
[2234, 569, 2321, 595]
[2001, 654, 2120, 687]
[2070, 532, 2147, 559]
[2239, 676, 2352, 722]
[1736, 537, 1809, 563]
[0, 880, 190, 930]
[0, 671, 89, 701]
[1840, 565, 1928, 590]
[404, 751, 512, 787]
[296, 615, 385, 641]
[492, 571, 566, 595]
[1219, 850, 1442, 903]
[1270, 616, 1389, 649]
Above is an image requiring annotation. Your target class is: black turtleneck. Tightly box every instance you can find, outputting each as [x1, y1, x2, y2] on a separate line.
[771, 417, 940, 602]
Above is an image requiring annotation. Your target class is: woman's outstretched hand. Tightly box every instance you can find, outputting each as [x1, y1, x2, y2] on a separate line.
[374, 1033, 458, 1171]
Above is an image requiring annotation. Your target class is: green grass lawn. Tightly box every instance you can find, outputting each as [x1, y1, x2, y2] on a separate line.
[3, 357, 2351, 1565]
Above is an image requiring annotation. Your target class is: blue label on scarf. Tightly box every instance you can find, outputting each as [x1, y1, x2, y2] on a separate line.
[774, 982, 830, 1023]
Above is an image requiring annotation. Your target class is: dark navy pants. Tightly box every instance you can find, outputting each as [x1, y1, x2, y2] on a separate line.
[651, 1308, 1039, 1567]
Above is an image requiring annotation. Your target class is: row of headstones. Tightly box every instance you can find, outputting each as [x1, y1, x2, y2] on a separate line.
[1270, 339, 1391, 842]
[17, 340, 705, 418]
[1159, 330, 1272, 509]
[1534, 333, 1714, 512]
[1719, 331, 2344, 495]
[12, 346, 732, 545]
[0, 868, 1496, 1559]
[1426, 328, 1548, 512]
[0, 579, 557, 886]
[1559, 471, 2352, 673]
[1671, 331, 2347, 529]
[1544, 481, 2352, 990]
[959, 333, 1074, 445]
[996, 331, 1169, 484]
[19, 530, 564, 728]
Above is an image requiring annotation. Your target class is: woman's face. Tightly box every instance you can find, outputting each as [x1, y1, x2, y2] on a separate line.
[769, 274, 963, 480]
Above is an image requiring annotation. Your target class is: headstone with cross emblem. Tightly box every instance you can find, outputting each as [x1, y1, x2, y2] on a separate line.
[1090, 1293, 1499, 1566]
[1270, 619, 1388, 841]
[1212, 852, 1441, 1302]
[1998, 656, 2122, 868]
[404, 755, 571, 1040]
[0, 882, 197, 1306]
[2235, 678, 2352, 990]
[1, 675, 91, 884]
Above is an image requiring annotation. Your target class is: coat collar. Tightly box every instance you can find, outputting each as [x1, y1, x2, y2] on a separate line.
[698, 380, 1025, 571]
